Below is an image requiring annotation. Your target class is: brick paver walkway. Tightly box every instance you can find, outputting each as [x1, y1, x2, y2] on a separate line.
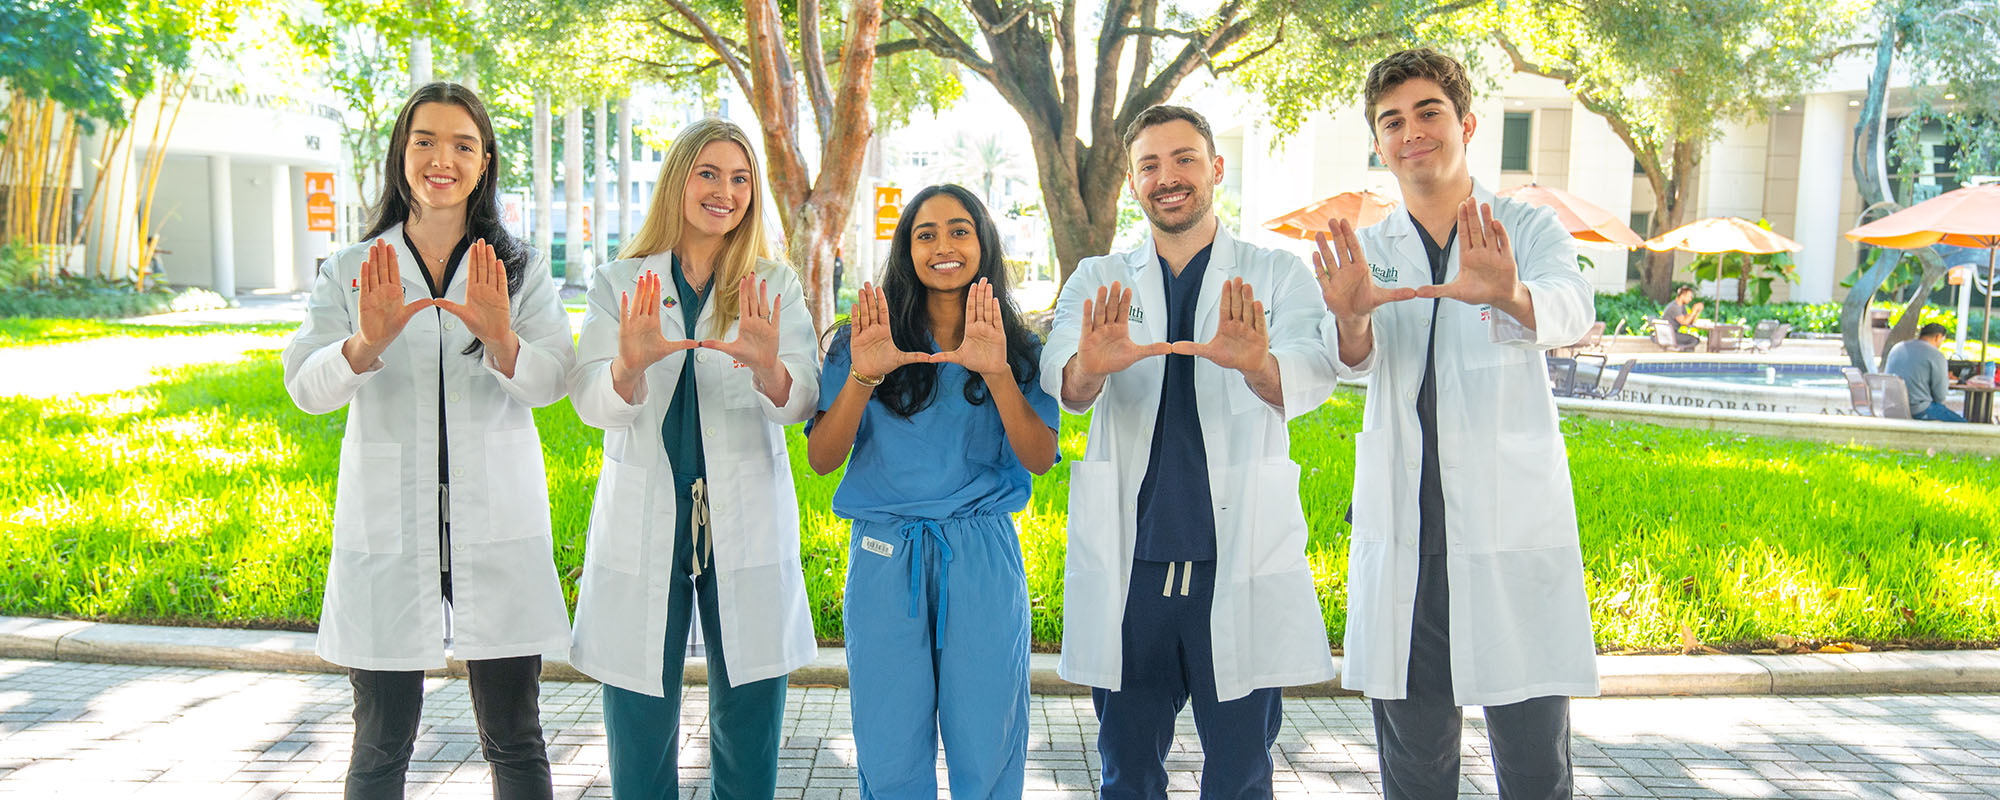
[0, 658, 1996, 798]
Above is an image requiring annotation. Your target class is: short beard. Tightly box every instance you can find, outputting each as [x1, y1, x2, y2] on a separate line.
[1144, 189, 1212, 235]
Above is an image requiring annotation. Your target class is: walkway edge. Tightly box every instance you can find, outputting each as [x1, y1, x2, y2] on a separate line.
[5, 615, 1998, 696]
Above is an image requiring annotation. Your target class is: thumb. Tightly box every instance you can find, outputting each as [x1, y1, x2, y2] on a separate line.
[928, 350, 960, 366]
[1413, 282, 1461, 301]
[1169, 340, 1208, 358]
[399, 298, 436, 324]
[1139, 341, 1175, 358]
[431, 298, 464, 317]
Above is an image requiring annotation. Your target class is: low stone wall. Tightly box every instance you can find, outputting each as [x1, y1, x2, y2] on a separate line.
[1555, 397, 2000, 456]
[1606, 372, 1853, 416]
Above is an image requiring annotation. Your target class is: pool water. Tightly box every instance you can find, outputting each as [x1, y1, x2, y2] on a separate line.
[1631, 362, 1847, 390]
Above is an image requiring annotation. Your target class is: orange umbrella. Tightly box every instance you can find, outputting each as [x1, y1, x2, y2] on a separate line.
[1646, 217, 1802, 311]
[1496, 183, 1645, 247]
[1845, 184, 2000, 359]
[1263, 190, 1398, 239]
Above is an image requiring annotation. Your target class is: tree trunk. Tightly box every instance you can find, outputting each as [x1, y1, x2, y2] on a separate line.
[532, 92, 552, 268]
[1637, 142, 1699, 301]
[563, 103, 586, 288]
[408, 37, 433, 91]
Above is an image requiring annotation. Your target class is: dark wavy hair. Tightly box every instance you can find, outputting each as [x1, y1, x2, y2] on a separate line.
[840, 184, 1041, 418]
[364, 82, 526, 355]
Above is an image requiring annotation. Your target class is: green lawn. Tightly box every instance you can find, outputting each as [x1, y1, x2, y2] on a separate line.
[2, 339, 1997, 652]
[0, 318, 296, 348]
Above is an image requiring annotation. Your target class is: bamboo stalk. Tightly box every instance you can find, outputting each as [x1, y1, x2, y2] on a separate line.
[23, 98, 53, 248]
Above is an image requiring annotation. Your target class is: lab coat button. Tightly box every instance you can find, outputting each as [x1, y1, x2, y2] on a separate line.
[452, 467, 465, 479]
[704, 427, 716, 437]
[449, 392, 462, 403]
[444, 320, 456, 331]
[1405, 459, 1419, 470]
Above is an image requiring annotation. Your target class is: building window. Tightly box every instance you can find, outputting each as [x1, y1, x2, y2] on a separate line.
[1501, 111, 1532, 172]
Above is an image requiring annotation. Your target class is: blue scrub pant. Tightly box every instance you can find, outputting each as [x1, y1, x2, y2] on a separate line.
[601, 480, 787, 800]
[1092, 559, 1283, 800]
[844, 514, 1031, 800]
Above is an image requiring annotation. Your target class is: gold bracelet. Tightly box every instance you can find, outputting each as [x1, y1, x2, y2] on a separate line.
[850, 368, 884, 387]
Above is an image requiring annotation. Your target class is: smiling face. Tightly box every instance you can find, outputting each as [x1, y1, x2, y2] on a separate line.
[1127, 119, 1223, 236]
[680, 140, 755, 242]
[1370, 77, 1475, 191]
[401, 101, 488, 217]
[908, 194, 982, 293]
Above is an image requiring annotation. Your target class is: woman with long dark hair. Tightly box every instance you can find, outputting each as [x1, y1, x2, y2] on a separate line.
[282, 81, 574, 800]
[806, 183, 1059, 800]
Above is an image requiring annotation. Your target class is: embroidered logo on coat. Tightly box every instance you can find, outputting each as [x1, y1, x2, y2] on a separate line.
[663, 295, 678, 309]
[1369, 263, 1397, 283]
[1128, 306, 1145, 323]
[861, 536, 895, 557]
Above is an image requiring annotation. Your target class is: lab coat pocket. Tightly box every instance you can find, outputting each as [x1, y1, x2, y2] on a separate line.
[586, 455, 648, 575]
[1489, 430, 1576, 552]
[711, 452, 792, 569]
[1249, 458, 1311, 576]
[1064, 460, 1122, 576]
[480, 426, 552, 543]
[332, 442, 403, 554]
[1346, 430, 1394, 543]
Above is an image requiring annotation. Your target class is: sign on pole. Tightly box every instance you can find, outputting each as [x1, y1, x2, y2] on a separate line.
[304, 172, 336, 233]
[874, 186, 902, 240]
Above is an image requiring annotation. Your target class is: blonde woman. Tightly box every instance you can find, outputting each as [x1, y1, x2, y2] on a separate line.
[566, 117, 819, 799]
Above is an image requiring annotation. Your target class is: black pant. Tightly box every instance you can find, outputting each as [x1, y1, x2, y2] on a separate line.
[1371, 554, 1572, 800]
[346, 655, 553, 800]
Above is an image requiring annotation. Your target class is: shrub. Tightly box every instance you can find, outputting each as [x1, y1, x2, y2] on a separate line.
[0, 274, 228, 319]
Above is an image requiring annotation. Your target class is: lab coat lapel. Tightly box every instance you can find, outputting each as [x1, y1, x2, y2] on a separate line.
[645, 252, 689, 341]
[1193, 225, 1237, 338]
[1127, 242, 1167, 345]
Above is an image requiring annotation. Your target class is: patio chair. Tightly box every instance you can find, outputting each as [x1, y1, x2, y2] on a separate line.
[1545, 355, 1580, 397]
[1748, 321, 1792, 353]
[1554, 320, 1608, 358]
[1647, 317, 1696, 352]
[1571, 352, 1610, 397]
[1842, 367, 1875, 417]
[1864, 374, 1913, 420]
[1577, 358, 1637, 400]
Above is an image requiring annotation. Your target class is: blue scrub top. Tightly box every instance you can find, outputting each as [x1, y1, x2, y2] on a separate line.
[812, 328, 1062, 524]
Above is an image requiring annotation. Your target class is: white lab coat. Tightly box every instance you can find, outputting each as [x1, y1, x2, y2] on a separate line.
[1330, 182, 1601, 706]
[1040, 225, 1339, 703]
[566, 253, 820, 697]
[282, 224, 575, 671]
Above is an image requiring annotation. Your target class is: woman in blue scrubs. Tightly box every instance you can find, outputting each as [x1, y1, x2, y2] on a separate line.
[806, 184, 1060, 800]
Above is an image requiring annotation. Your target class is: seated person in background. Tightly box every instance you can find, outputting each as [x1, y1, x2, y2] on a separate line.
[1660, 286, 1706, 346]
[1886, 323, 1966, 422]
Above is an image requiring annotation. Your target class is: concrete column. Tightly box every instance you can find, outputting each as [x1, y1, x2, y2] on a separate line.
[617, 96, 633, 255]
[81, 128, 141, 280]
[532, 93, 552, 260]
[409, 37, 434, 91]
[593, 97, 609, 266]
[564, 104, 586, 288]
[267, 162, 296, 291]
[1566, 101, 1637, 294]
[1467, 93, 1505, 189]
[1792, 92, 1849, 303]
[290, 166, 332, 289]
[208, 155, 236, 298]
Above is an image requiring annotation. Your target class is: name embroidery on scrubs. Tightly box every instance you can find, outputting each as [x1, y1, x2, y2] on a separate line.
[861, 536, 895, 557]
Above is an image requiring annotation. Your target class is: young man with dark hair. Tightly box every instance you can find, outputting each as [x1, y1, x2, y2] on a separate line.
[1661, 285, 1705, 346]
[1886, 323, 1965, 422]
[1041, 104, 1339, 798]
[1311, 47, 1599, 799]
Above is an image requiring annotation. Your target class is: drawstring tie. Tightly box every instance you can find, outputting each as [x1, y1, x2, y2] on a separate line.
[1161, 560, 1193, 597]
[898, 520, 954, 649]
[689, 477, 711, 577]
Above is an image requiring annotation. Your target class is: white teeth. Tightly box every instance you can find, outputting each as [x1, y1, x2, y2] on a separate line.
[931, 261, 963, 270]
[1156, 192, 1189, 204]
[702, 204, 732, 215]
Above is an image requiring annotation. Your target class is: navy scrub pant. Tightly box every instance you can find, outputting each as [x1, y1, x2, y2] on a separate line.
[1371, 553, 1573, 800]
[599, 480, 787, 800]
[1092, 559, 1283, 800]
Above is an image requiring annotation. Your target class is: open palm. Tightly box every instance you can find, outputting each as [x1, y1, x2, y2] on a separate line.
[936, 278, 1011, 378]
[1077, 280, 1172, 378]
[848, 282, 928, 378]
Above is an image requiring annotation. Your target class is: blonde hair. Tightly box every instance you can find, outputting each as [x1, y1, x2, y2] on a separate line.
[619, 118, 771, 338]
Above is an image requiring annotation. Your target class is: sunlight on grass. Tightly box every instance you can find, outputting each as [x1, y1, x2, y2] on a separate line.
[2, 339, 1996, 650]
